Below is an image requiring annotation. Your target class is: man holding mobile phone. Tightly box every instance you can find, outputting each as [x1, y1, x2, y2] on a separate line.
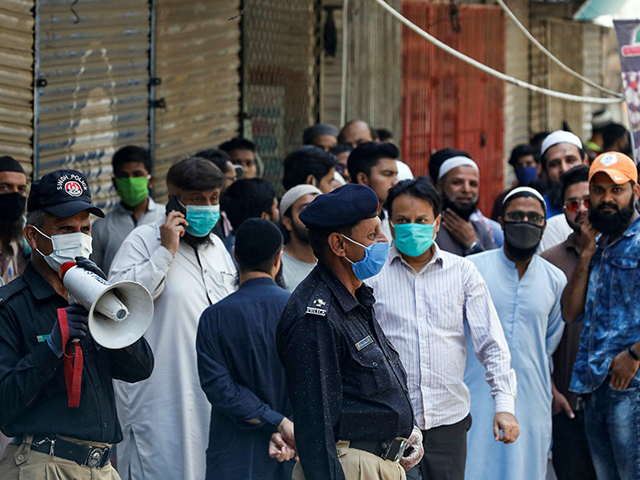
[108, 157, 237, 480]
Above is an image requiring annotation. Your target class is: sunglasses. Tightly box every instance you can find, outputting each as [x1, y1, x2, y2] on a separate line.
[504, 210, 545, 225]
[564, 198, 590, 212]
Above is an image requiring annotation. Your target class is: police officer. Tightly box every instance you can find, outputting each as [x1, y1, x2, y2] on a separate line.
[0, 170, 154, 479]
[276, 184, 424, 480]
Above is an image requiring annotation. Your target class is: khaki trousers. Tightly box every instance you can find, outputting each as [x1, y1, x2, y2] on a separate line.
[293, 441, 406, 480]
[0, 438, 121, 480]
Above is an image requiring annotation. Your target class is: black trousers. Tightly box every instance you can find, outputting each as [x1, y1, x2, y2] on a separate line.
[406, 414, 472, 480]
[551, 410, 597, 480]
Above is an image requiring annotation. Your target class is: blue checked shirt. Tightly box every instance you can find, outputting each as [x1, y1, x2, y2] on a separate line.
[571, 216, 640, 393]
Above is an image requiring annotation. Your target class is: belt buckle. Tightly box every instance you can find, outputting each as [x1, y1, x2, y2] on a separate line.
[86, 446, 104, 468]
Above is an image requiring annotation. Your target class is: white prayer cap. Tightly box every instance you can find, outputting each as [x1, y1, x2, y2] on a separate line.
[396, 160, 414, 181]
[438, 156, 479, 180]
[540, 131, 583, 158]
[279, 184, 322, 216]
[333, 170, 346, 186]
[502, 186, 546, 212]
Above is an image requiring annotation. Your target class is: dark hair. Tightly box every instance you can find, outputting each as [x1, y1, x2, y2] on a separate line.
[218, 137, 256, 155]
[337, 120, 378, 144]
[330, 143, 354, 156]
[237, 249, 281, 275]
[195, 148, 232, 174]
[308, 224, 355, 262]
[376, 128, 394, 142]
[348, 142, 399, 182]
[560, 164, 589, 202]
[167, 157, 225, 192]
[529, 131, 550, 150]
[602, 123, 629, 151]
[221, 178, 276, 230]
[282, 146, 339, 190]
[112, 146, 152, 174]
[427, 148, 471, 184]
[501, 192, 546, 218]
[508, 144, 538, 169]
[385, 177, 442, 218]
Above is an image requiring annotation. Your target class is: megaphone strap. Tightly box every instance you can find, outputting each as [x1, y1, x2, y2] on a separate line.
[57, 308, 84, 408]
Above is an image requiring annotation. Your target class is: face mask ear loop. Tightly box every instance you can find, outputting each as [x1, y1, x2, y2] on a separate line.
[32, 226, 54, 258]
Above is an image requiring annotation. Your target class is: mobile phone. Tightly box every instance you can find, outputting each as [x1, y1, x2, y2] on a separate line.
[165, 195, 182, 215]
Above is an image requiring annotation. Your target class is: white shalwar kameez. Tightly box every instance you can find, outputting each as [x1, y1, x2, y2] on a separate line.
[108, 220, 237, 480]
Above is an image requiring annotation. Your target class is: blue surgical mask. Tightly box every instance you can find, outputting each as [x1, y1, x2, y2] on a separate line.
[180, 201, 220, 237]
[515, 166, 538, 186]
[342, 235, 389, 281]
[393, 223, 435, 257]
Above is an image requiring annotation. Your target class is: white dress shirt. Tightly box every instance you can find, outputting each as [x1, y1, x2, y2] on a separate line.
[91, 197, 166, 273]
[367, 243, 516, 430]
[537, 214, 572, 253]
[108, 220, 237, 480]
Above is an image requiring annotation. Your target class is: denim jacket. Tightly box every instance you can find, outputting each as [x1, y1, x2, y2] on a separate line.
[571, 216, 640, 394]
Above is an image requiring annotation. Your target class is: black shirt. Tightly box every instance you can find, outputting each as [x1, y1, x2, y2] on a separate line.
[276, 262, 414, 480]
[0, 262, 154, 443]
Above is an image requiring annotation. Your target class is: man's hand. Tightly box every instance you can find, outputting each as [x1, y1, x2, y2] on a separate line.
[160, 211, 187, 256]
[493, 412, 519, 444]
[442, 209, 477, 249]
[75, 256, 107, 280]
[580, 220, 598, 257]
[278, 417, 296, 450]
[551, 382, 574, 418]
[47, 304, 90, 356]
[269, 432, 297, 462]
[399, 426, 424, 472]
[610, 349, 640, 390]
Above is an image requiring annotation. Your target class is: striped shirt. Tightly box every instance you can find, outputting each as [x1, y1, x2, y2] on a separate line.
[367, 243, 516, 430]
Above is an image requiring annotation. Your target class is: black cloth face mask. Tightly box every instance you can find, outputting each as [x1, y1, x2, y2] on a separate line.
[0, 192, 26, 223]
[503, 221, 544, 261]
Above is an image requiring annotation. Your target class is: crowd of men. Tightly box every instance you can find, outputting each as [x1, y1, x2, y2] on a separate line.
[0, 111, 638, 480]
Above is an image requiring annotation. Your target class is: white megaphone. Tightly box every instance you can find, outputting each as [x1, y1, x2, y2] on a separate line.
[58, 262, 154, 349]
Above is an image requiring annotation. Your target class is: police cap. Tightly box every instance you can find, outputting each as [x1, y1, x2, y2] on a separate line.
[28, 169, 105, 218]
[299, 183, 379, 230]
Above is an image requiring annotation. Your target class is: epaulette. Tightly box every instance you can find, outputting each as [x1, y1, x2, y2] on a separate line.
[0, 277, 27, 306]
[304, 282, 331, 318]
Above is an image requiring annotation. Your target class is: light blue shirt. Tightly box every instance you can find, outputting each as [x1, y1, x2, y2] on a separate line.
[464, 248, 566, 480]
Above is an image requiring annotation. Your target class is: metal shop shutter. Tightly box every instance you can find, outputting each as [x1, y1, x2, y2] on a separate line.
[242, 0, 317, 185]
[0, 0, 35, 176]
[153, 0, 241, 201]
[401, 2, 505, 215]
[35, 0, 151, 210]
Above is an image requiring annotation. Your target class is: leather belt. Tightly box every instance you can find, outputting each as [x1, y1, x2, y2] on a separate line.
[12, 435, 111, 469]
[348, 437, 409, 463]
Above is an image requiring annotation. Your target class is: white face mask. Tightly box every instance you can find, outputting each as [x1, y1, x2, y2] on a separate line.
[34, 226, 93, 272]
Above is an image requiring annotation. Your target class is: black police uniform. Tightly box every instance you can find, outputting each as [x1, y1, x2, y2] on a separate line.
[0, 262, 153, 445]
[0, 169, 154, 472]
[276, 184, 414, 480]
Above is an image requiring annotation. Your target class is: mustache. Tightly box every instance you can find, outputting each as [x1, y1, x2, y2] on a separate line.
[595, 202, 619, 212]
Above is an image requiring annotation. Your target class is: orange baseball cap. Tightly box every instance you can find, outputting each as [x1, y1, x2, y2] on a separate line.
[589, 152, 637, 184]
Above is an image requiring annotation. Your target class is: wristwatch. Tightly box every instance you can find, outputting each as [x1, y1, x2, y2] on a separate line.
[464, 241, 481, 256]
[629, 346, 640, 361]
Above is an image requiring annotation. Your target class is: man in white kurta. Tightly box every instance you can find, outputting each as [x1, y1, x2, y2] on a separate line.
[108, 158, 237, 480]
[464, 187, 566, 480]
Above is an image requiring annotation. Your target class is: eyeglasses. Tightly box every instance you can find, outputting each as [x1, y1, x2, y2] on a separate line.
[564, 198, 590, 212]
[504, 210, 545, 225]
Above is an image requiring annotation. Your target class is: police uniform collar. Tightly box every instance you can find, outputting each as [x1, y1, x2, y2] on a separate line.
[316, 261, 375, 313]
[22, 262, 59, 301]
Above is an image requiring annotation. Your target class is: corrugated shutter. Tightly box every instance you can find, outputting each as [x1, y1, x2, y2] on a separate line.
[503, 0, 529, 186]
[0, 0, 34, 176]
[242, 0, 317, 184]
[153, 0, 241, 201]
[35, 0, 150, 210]
[344, 0, 402, 142]
[401, 2, 505, 215]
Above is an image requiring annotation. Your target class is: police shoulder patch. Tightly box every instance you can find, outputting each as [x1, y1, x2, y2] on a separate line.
[306, 306, 327, 317]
